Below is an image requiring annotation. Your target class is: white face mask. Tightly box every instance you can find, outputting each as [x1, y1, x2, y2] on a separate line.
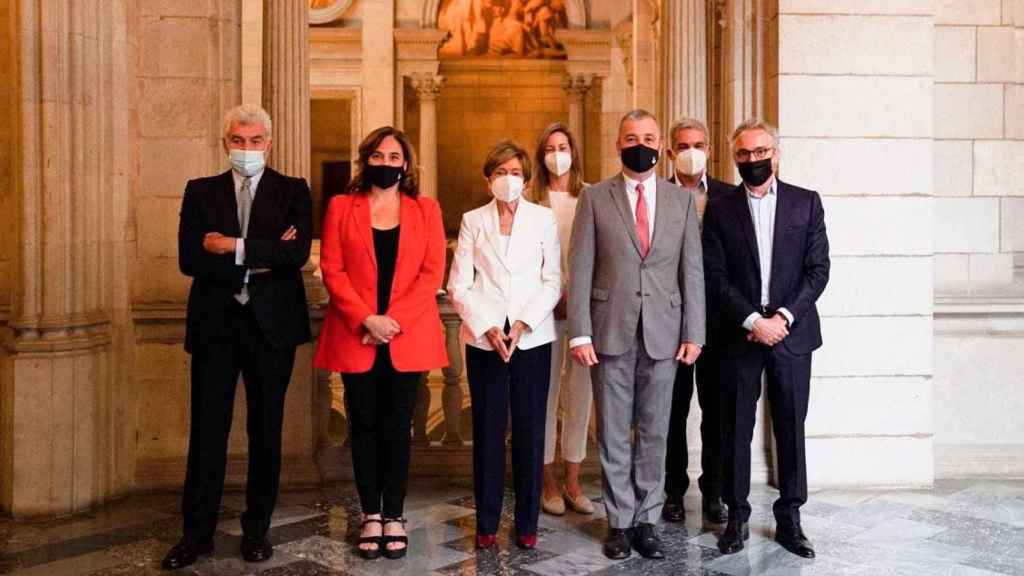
[674, 148, 707, 177]
[490, 175, 524, 203]
[544, 151, 572, 177]
[229, 149, 266, 177]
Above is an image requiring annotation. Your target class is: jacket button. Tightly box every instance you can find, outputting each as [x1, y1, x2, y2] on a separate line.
[636, 291, 642, 297]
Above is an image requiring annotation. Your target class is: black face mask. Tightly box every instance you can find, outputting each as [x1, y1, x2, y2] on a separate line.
[620, 144, 659, 174]
[366, 164, 404, 189]
[737, 158, 773, 187]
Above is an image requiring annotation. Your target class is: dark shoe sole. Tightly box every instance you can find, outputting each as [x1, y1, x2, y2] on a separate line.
[775, 537, 816, 558]
[603, 548, 632, 560]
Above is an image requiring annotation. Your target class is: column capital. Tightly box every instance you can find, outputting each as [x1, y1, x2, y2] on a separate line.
[562, 73, 595, 98]
[411, 73, 446, 100]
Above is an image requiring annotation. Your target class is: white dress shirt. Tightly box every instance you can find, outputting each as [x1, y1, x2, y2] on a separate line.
[741, 177, 794, 331]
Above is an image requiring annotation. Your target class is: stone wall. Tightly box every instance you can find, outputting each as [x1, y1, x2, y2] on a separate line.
[933, 0, 1022, 291]
[932, 0, 1024, 477]
[0, 0, 13, 315]
[774, 0, 936, 487]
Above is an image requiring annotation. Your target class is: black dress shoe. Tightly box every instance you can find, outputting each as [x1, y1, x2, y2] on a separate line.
[717, 521, 749, 554]
[662, 496, 685, 523]
[702, 496, 728, 524]
[775, 525, 815, 558]
[241, 535, 274, 563]
[603, 528, 633, 560]
[631, 523, 665, 559]
[161, 538, 213, 570]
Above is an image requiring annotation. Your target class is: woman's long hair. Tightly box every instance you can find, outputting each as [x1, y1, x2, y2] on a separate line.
[530, 122, 584, 205]
[347, 126, 419, 197]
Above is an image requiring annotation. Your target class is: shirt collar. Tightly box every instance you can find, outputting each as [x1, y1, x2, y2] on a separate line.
[231, 168, 264, 193]
[623, 172, 657, 194]
[744, 176, 776, 199]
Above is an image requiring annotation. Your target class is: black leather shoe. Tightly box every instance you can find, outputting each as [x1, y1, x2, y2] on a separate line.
[631, 523, 665, 559]
[161, 538, 213, 570]
[717, 521, 749, 554]
[603, 528, 633, 560]
[241, 535, 274, 563]
[702, 496, 728, 524]
[775, 525, 815, 558]
[662, 496, 685, 523]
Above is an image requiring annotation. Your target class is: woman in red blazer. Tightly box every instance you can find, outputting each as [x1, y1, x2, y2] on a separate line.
[314, 126, 447, 561]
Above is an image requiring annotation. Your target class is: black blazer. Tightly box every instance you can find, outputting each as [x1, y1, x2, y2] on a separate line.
[178, 168, 313, 354]
[668, 173, 733, 201]
[702, 179, 829, 356]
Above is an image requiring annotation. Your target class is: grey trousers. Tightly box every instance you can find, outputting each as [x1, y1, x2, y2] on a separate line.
[591, 327, 679, 528]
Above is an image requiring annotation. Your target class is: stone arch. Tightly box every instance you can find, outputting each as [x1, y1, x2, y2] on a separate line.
[420, 0, 588, 29]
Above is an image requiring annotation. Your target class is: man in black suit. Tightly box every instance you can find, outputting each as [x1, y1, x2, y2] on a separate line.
[702, 119, 829, 559]
[662, 118, 732, 526]
[162, 105, 313, 570]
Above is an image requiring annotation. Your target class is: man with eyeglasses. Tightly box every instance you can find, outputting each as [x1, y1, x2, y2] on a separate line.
[661, 119, 732, 526]
[702, 119, 830, 559]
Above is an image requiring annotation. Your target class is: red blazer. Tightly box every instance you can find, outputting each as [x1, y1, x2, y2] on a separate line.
[314, 193, 449, 373]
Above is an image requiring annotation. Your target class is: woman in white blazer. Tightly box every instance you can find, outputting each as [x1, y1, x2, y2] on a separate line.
[447, 140, 561, 550]
[530, 122, 595, 517]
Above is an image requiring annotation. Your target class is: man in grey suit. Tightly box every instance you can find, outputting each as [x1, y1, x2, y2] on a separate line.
[568, 109, 706, 560]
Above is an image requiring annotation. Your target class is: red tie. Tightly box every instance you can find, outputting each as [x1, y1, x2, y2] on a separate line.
[635, 183, 650, 258]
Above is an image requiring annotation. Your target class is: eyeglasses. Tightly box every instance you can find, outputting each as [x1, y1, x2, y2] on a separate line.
[734, 147, 774, 162]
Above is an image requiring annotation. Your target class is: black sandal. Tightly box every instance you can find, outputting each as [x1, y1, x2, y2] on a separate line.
[357, 517, 383, 560]
[381, 517, 408, 560]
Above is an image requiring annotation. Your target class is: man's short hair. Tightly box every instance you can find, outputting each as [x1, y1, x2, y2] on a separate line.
[731, 118, 778, 148]
[618, 109, 659, 135]
[222, 104, 273, 140]
[668, 118, 709, 143]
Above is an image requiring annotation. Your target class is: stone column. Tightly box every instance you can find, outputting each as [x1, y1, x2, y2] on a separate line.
[411, 74, 445, 200]
[262, 0, 310, 181]
[2, 0, 136, 516]
[562, 74, 593, 148]
[662, 0, 707, 125]
[440, 306, 465, 445]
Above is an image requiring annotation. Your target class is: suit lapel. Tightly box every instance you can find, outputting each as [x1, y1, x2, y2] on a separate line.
[218, 171, 242, 237]
[352, 194, 377, 271]
[650, 178, 672, 254]
[610, 175, 643, 258]
[732, 186, 762, 278]
[247, 168, 280, 237]
[485, 199, 511, 271]
[768, 180, 790, 304]
[395, 195, 418, 282]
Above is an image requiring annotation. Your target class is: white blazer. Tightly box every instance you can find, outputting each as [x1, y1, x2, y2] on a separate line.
[447, 198, 562, 351]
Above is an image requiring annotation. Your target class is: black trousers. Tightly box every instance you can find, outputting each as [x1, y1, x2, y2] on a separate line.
[665, 347, 724, 500]
[466, 343, 551, 536]
[722, 344, 811, 528]
[341, 346, 420, 518]
[182, 302, 296, 543]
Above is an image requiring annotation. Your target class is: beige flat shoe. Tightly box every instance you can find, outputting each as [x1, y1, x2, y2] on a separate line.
[542, 493, 566, 515]
[563, 489, 595, 514]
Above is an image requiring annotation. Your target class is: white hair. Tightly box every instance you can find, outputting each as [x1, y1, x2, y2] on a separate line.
[669, 117, 709, 143]
[222, 104, 273, 140]
[731, 118, 778, 148]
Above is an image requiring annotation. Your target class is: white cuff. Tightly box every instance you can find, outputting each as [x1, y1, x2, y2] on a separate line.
[234, 238, 245, 266]
[742, 312, 761, 331]
[778, 307, 794, 326]
[568, 336, 592, 348]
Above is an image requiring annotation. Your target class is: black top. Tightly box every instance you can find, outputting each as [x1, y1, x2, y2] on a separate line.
[373, 226, 400, 315]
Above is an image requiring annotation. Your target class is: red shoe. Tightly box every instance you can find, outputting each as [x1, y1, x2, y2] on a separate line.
[516, 533, 538, 549]
[475, 533, 497, 549]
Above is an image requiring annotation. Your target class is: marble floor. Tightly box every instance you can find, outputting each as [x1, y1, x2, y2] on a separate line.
[2, 478, 1024, 575]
